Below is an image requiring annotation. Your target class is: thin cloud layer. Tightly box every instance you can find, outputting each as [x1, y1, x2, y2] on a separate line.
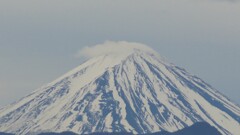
[76, 41, 158, 58]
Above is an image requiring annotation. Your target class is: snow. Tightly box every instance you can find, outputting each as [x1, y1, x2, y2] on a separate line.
[104, 112, 113, 132]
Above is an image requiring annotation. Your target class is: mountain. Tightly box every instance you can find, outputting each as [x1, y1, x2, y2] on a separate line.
[0, 122, 221, 135]
[162, 122, 221, 135]
[89, 122, 221, 135]
[0, 132, 14, 135]
[0, 45, 239, 135]
[38, 131, 77, 135]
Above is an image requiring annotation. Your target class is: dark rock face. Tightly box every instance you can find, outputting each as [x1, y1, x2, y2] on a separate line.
[0, 132, 14, 135]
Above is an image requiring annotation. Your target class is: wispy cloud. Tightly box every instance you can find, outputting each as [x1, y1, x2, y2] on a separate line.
[75, 41, 158, 58]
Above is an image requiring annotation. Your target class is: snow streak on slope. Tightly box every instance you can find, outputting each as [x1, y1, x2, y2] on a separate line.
[0, 42, 239, 135]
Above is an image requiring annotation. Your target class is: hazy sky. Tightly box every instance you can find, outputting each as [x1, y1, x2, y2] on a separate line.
[0, 0, 240, 108]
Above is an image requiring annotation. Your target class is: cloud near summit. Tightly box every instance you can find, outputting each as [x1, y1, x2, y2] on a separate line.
[76, 41, 158, 58]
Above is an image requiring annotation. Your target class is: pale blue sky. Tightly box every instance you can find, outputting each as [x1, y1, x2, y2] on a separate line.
[0, 0, 240, 107]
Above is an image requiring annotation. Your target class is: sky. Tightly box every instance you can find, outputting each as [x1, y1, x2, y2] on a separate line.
[0, 0, 240, 108]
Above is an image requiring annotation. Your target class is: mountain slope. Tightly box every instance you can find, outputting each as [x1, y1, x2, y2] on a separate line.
[89, 122, 221, 135]
[0, 46, 239, 135]
[0, 122, 222, 135]
[166, 122, 221, 135]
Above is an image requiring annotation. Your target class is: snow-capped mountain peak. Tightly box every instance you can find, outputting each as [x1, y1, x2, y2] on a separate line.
[0, 42, 239, 135]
